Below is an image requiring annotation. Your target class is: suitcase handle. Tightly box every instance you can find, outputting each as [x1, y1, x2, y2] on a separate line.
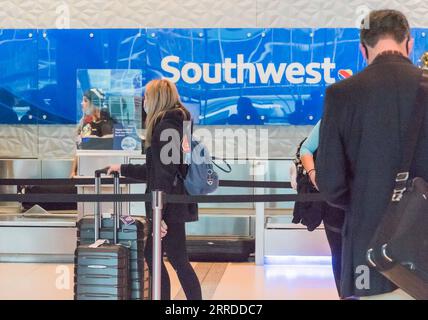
[95, 167, 110, 178]
[94, 169, 121, 244]
[113, 171, 121, 243]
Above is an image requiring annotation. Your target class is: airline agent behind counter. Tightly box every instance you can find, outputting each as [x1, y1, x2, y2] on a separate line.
[70, 88, 116, 177]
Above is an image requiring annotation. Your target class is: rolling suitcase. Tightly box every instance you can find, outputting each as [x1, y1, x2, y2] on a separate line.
[186, 235, 255, 262]
[74, 170, 131, 300]
[77, 171, 149, 300]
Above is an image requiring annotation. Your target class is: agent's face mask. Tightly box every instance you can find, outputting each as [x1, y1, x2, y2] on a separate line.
[84, 107, 94, 116]
[82, 96, 94, 116]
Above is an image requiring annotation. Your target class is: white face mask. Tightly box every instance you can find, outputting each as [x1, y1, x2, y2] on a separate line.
[84, 107, 93, 116]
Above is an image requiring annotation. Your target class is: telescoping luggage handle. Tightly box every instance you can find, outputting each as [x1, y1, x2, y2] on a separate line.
[94, 168, 121, 244]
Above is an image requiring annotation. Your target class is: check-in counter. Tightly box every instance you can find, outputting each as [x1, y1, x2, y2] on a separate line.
[0, 152, 144, 263]
[264, 215, 330, 257]
[0, 213, 77, 263]
[0, 155, 330, 263]
[0, 158, 77, 262]
[0, 159, 40, 213]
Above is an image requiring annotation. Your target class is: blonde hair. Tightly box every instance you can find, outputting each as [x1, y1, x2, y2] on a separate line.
[144, 79, 188, 148]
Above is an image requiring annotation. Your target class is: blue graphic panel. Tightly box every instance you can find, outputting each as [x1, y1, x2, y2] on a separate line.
[37, 28, 146, 124]
[412, 29, 428, 64]
[145, 28, 335, 125]
[0, 28, 427, 125]
[0, 29, 38, 124]
[144, 28, 428, 125]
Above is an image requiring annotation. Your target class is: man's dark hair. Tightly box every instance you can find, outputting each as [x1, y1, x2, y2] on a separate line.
[360, 10, 410, 47]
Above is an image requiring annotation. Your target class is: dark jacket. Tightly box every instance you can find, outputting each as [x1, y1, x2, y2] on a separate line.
[317, 52, 428, 298]
[121, 108, 198, 224]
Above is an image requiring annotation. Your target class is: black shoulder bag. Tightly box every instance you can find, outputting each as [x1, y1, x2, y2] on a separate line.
[367, 70, 428, 300]
[292, 138, 326, 231]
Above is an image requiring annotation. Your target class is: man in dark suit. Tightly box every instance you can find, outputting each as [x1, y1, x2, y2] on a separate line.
[316, 10, 424, 299]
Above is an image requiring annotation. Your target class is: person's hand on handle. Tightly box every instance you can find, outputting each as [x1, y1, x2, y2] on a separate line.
[107, 164, 121, 175]
[308, 169, 319, 191]
[153, 220, 168, 239]
[160, 220, 168, 238]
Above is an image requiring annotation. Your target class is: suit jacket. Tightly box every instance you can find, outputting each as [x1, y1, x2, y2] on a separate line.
[317, 52, 428, 298]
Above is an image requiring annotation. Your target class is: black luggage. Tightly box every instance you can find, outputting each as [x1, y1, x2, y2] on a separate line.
[74, 170, 131, 300]
[367, 71, 428, 300]
[76, 171, 149, 300]
[21, 185, 77, 211]
[186, 236, 255, 262]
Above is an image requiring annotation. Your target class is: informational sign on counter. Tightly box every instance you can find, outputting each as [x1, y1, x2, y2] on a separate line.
[113, 125, 141, 151]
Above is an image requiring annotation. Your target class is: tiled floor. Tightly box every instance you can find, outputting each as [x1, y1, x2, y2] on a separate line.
[0, 261, 338, 300]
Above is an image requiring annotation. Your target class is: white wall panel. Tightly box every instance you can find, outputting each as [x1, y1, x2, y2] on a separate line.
[29, 0, 257, 29]
[257, 0, 428, 28]
[0, 125, 38, 158]
[0, 0, 39, 28]
[38, 125, 76, 159]
[0, 0, 426, 29]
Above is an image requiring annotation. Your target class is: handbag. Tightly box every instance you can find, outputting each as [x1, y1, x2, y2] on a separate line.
[367, 70, 428, 300]
[292, 138, 326, 231]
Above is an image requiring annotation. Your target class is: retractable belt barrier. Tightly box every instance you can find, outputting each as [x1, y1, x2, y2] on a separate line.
[0, 178, 321, 203]
[0, 192, 323, 203]
[0, 178, 143, 186]
[0, 178, 292, 189]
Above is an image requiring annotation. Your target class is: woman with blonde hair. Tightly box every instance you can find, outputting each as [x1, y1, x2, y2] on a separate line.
[107, 79, 202, 300]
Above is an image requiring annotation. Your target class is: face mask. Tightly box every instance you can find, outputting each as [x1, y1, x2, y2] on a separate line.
[84, 107, 94, 116]
[143, 99, 149, 114]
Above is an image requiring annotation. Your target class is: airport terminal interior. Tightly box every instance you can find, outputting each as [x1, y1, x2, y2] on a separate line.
[0, 1, 426, 301]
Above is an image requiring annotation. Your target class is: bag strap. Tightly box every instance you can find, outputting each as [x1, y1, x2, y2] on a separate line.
[392, 70, 428, 201]
[211, 157, 232, 173]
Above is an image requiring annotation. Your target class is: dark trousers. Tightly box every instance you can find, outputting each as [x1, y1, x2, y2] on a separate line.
[144, 221, 202, 300]
[323, 205, 345, 296]
[325, 226, 342, 295]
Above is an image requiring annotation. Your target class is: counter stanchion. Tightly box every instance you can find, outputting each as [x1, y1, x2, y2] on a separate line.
[254, 161, 266, 266]
[151, 190, 164, 301]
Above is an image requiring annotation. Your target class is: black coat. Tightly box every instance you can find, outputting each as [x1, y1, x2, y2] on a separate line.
[317, 52, 428, 298]
[121, 109, 198, 224]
